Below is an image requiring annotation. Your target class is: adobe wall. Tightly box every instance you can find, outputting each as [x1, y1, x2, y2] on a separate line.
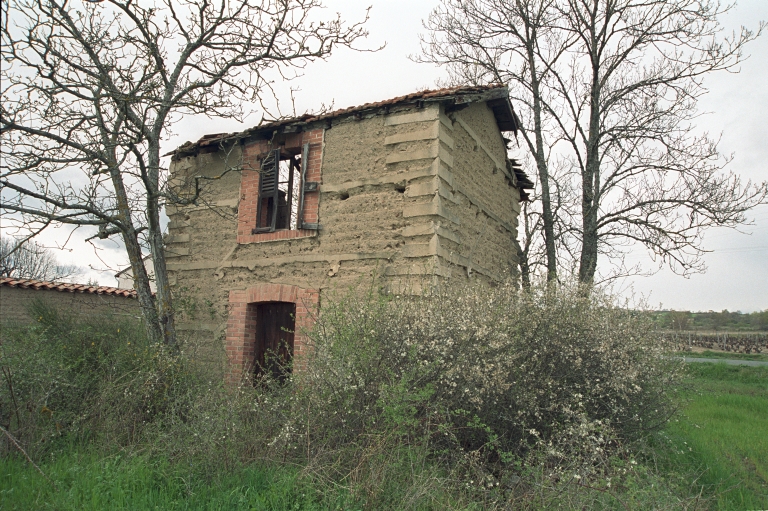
[0, 286, 140, 325]
[435, 102, 522, 282]
[166, 105, 448, 330]
[165, 101, 522, 369]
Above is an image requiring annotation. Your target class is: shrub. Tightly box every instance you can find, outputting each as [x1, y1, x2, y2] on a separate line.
[1, 282, 684, 509]
[279, 281, 682, 484]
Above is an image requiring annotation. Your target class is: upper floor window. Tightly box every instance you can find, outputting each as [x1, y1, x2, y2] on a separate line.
[237, 130, 322, 244]
[254, 145, 313, 233]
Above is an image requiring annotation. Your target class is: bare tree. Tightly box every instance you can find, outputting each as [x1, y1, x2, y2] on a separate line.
[421, 0, 767, 285]
[1, 0, 369, 346]
[0, 236, 81, 281]
[515, 150, 583, 288]
[421, 0, 567, 283]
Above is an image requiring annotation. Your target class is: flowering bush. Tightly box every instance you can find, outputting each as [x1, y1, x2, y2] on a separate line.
[284, 281, 681, 477]
[1, 282, 684, 507]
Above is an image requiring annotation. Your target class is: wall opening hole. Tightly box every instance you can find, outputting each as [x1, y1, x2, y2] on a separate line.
[252, 301, 295, 383]
[339, 191, 350, 200]
[254, 149, 302, 232]
[394, 183, 406, 193]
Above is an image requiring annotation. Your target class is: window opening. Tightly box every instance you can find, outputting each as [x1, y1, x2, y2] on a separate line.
[254, 148, 301, 232]
[281, 156, 301, 230]
[253, 302, 295, 382]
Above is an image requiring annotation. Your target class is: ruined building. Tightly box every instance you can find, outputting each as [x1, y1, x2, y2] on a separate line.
[167, 84, 533, 379]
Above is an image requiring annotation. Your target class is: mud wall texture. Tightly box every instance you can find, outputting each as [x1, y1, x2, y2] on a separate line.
[436, 102, 522, 283]
[0, 286, 140, 325]
[166, 100, 522, 342]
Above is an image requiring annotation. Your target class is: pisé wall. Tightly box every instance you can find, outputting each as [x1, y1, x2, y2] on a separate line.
[165, 87, 528, 378]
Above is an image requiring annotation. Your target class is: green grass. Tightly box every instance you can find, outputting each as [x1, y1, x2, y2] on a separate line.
[3, 363, 767, 510]
[657, 363, 768, 510]
[677, 350, 768, 362]
[0, 451, 355, 511]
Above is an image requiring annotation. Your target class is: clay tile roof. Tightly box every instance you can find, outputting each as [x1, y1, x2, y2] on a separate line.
[0, 277, 138, 298]
[169, 84, 518, 157]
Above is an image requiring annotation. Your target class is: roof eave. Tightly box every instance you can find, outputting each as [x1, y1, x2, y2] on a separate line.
[169, 85, 519, 158]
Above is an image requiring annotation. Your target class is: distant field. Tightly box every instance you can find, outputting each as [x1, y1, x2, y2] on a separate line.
[676, 349, 768, 362]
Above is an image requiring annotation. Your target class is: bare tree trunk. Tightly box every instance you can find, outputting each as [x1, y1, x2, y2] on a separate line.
[109, 154, 164, 343]
[519, 202, 533, 290]
[528, 46, 558, 284]
[146, 140, 176, 348]
[578, 64, 602, 285]
[123, 230, 162, 344]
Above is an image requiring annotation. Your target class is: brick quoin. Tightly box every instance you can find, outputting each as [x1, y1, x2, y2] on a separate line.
[237, 129, 323, 244]
[226, 284, 319, 383]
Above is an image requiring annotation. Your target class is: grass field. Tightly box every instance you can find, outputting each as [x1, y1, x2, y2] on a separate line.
[0, 452, 356, 511]
[2, 363, 766, 510]
[655, 363, 768, 509]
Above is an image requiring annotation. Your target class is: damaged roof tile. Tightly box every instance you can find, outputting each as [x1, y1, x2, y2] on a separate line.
[169, 84, 518, 158]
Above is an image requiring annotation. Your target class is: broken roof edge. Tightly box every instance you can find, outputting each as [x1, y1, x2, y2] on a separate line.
[168, 84, 519, 159]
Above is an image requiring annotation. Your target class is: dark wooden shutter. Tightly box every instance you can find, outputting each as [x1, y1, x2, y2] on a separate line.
[255, 149, 280, 232]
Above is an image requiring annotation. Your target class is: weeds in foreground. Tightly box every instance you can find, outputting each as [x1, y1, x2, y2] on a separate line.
[1, 283, 721, 509]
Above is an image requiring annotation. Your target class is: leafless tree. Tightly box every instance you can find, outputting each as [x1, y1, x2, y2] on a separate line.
[0, 236, 81, 281]
[1, 0, 369, 346]
[516, 154, 580, 288]
[421, 0, 767, 285]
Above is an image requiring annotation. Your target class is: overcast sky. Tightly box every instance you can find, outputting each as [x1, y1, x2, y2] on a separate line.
[6, 0, 766, 312]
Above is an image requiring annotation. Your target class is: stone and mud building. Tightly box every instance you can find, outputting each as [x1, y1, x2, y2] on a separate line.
[166, 84, 533, 379]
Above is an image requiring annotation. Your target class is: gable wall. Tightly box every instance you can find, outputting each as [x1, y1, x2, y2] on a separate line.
[436, 102, 521, 281]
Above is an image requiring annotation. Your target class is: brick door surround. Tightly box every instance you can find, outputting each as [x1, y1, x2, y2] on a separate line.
[226, 283, 319, 382]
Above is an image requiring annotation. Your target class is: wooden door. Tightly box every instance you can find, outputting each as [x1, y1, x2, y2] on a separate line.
[254, 302, 295, 381]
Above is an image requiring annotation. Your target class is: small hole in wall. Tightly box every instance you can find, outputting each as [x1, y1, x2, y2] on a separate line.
[339, 191, 350, 200]
[394, 183, 406, 193]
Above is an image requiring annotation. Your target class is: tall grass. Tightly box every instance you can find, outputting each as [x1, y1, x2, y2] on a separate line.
[1, 451, 352, 511]
[1, 299, 193, 457]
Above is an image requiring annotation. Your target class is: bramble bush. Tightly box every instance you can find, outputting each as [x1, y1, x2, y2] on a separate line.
[0, 300, 188, 455]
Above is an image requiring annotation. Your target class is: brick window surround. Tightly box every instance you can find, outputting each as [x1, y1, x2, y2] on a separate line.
[226, 283, 319, 381]
[237, 129, 323, 244]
